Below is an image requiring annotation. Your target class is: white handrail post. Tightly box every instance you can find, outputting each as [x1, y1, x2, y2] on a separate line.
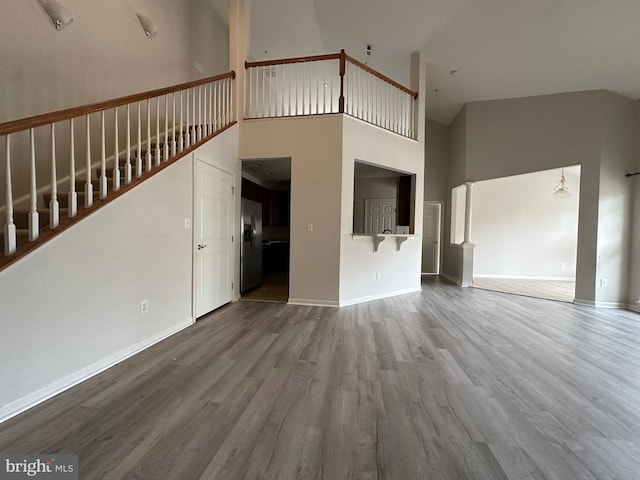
[100, 111, 107, 199]
[146, 99, 152, 172]
[68, 119, 77, 218]
[125, 105, 132, 184]
[113, 107, 121, 192]
[28, 128, 39, 241]
[4, 135, 16, 255]
[136, 102, 142, 178]
[49, 123, 60, 228]
[85, 115, 93, 208]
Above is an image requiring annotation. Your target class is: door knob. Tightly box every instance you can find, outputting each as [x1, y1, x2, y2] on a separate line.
[197, 244, 208, 250]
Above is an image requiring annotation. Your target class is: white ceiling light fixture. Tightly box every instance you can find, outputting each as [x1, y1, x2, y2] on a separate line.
[553, 169, 571, 198]
[137, 13, 158, 39]
[36, 0, 74, 30]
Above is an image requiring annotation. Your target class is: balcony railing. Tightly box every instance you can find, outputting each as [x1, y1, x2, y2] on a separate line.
[1, 72, 235, 265]
[245, 50, 418, 139]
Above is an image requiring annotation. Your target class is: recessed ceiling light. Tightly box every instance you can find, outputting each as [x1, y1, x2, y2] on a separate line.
[266, 172, 272, 176]
[253, 163, 262, 167]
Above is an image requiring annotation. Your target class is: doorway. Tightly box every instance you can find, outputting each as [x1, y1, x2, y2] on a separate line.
[422, 201, 442, 275]
[194, 160, 234, 317]
[240, 158, 291, 303]
[470, 166, 580, 303]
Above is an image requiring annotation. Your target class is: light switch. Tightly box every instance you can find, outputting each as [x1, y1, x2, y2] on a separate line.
[184, 218, 191, 229]
[307, 223, 313, 232]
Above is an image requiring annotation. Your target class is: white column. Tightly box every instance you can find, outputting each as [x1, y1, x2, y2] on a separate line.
[463, 181, 474, 244]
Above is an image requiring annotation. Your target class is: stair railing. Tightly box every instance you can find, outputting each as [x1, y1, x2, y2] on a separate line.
[244, 50, 418, 139]
[1, 71, 235, 260]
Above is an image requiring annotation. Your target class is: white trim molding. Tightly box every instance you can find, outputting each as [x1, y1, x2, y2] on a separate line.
[0, 317, 194, 424]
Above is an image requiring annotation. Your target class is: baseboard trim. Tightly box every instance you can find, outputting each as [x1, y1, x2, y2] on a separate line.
[473, 274, 575, 281]
[339, 287, 422, 307]
[0, 317, 194, 424]
[573, 298, 595, 307]
[595, 301, 627, 309]
[287, 298, 340, 307]
[627, 304, 640, 314]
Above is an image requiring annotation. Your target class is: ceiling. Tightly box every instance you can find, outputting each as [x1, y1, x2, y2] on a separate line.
[245, 0, 640, 125]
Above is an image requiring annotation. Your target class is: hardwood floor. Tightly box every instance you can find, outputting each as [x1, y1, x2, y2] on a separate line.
[1, 277, 640, 479]
[472, 277, 576, 303]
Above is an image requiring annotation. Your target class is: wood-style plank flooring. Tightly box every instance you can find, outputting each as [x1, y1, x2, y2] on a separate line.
[472, 277, 575, 303]
[1, 277, 640, 479]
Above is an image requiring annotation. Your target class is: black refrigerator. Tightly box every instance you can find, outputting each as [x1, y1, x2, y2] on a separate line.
[241, 198, 262, 293]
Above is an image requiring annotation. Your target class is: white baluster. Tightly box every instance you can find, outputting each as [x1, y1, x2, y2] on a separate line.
[230, 76, 234, 122]
[85, 115, 93, 208]
[49, 123, 59, 228]
[164, 95, 169, 161]
[125, 105, 132, 184]
[209, 83, 213, 132]
[100, 111, 107, 199]
[172, 92, 177, 156]
[136, 102, 143, 178]
[146, 99, 152, 171]
[28, 128, 38, 241]
[68, 119, 77, 218]
[179, 91, 184, 152]
[202, 86, 207, 137]
[113, 107, 121, 192]
[198, 85, 202, 141]
[155, 97, 161, 166]
[4, 135, 16, 255]
[192, 87, 197, 144]
[185, 89, 190, 148]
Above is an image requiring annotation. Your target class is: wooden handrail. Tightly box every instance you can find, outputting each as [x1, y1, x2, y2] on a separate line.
[245, 53, 341, 69]
[344, 54, 418, 98]
[244, 51, 417, 99]
[0, 71, 236, 136]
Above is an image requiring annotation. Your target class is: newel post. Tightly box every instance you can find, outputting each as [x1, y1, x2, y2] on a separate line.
[338, 49, 346, 113]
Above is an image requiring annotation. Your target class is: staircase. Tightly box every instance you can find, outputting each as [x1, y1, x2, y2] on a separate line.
[0, 73, 236, 271]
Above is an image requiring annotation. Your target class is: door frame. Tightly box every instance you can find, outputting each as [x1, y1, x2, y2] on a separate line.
[192, 157, 235, 320]
[422, 201, 443, 275]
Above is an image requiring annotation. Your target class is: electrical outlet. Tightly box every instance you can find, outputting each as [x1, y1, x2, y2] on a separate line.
[376, 272, 381, 280]
[140, 300, 149, 314]
[307, 223, 313, 232]
[600, 278, 608, 287]
[184, 218, 190, 229]
[560, 262, 565, 270]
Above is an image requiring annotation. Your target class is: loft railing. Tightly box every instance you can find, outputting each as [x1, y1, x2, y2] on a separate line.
[244, 50, 418, 139]
[1, 71, 235, 263]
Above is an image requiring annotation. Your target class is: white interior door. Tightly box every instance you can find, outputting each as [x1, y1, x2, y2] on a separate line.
[422, 202, 442, 274]
[364, 198, 396, 234]
[195, 160, 233, 317]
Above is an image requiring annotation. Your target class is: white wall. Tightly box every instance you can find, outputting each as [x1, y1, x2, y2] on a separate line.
[472, 166, 580, 279]
[340, 116, 424, 305]
[0, 0, 228, 123]
[0, 126, 239, 422]
[425, 120, 449, 202]
[240, 116, 344, 306]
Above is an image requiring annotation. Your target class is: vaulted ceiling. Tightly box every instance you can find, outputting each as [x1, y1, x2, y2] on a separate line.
[242, 0, 640, 125]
